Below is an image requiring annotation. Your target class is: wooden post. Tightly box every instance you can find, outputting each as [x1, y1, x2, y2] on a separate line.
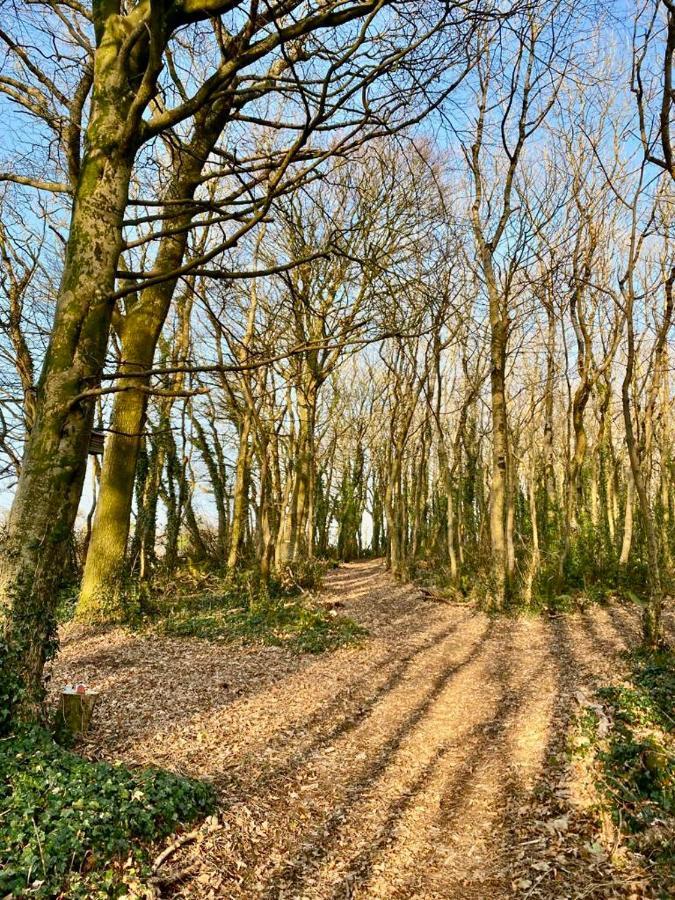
[58, 685, 99, 736]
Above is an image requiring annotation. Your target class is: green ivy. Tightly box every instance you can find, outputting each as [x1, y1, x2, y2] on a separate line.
[593, 651, 674, 883]
[0, 727, 215, 898]
[596, 652, 674, 823]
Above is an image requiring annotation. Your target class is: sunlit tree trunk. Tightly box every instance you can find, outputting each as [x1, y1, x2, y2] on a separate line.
[410, 423, 430, 559]
[384, 451, 404, 576]
[543, 297, 558, 529]
[524, 455, 540, 606]
[619, 470, 634, 567]
[78, 103, 229, 620]
[0, 17, 146, 713]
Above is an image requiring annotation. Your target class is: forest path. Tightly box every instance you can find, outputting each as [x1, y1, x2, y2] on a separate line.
[54, 560, 652, 899]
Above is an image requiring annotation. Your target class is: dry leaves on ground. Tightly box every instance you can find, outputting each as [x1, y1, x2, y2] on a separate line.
[50, 561, 669, 899]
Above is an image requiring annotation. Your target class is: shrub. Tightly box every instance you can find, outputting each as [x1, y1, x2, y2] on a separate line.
[274, 557, 329, 593]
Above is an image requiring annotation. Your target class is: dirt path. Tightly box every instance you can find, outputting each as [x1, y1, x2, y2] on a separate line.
[53, 560, 656, 899]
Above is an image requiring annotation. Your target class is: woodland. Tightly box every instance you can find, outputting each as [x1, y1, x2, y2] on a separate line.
[0, 0, 674, 898]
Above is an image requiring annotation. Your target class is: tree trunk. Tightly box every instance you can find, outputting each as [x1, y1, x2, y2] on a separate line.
[77, 323, 153, 620]
[227, 411, 253, 571]
[1, 65, 137, 717]
[77, 104, 230, 620]
[384, 449, 405, 577]
[488, 291, 512, 605]
[524, 457, 540, 606]
[622, 299, 664, 646]
[619, 469, 634, 567]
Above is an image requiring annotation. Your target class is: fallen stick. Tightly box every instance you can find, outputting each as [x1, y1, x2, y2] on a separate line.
[150, 862, 200, 888]
[152, 829, 199, 874]
[419, 587, 455, 605]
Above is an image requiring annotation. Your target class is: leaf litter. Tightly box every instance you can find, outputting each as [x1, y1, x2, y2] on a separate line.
[48, 560, 672, 898]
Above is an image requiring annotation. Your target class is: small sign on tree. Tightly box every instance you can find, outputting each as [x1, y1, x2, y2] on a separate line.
[88, 429, 105, 455]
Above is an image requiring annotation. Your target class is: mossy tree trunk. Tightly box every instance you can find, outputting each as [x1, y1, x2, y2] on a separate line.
[77, 103, 230, 621]
[0, 8, 159, 720]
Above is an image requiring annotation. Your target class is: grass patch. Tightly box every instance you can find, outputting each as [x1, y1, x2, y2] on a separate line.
[157, 589, 367, 652]
[145, 563, 367, 653]
[0, 727, 215, 898]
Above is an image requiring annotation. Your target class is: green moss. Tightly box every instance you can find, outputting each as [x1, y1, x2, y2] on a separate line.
[0, 727, 215, 898]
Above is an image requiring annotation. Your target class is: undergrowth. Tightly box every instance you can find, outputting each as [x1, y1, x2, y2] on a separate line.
[141, 560, 367, 653]
[0, 726, 215, 899]
[56, 558, 367, 654]
[578, 650, 674, 893]
[411, 520, 657, 614]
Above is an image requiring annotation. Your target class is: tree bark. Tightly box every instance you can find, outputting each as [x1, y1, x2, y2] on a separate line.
[78, 102, 230, 620]
[227, 411, 253, 571]
[0, 21, 142, 714]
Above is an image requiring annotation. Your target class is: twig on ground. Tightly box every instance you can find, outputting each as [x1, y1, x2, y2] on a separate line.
[150, 862, 200, 887]
[151, 829, 199, 874]
[419, 587, 462, 605]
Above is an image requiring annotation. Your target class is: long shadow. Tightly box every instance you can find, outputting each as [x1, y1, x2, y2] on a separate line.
[203, 606, 656, 900]
[323, 561, 387, 589]
[84, 589, 473, 760]
[251, 619, 496, 899]
[238, 615, 476, 786]
[388, 612, 617, 900]
[549, 611, 592, 688]
[394, 616, 586, 898]
[603, 600, 644, 647]
[327, 579, 416, 609]
[482, 616, 581, 898]
[493, 613, 627, 897]
[212, 609, 480, 804]
[359, 587, 460, 632]
[577, 607, 632, 664]
[356, 624, 555, 900]
[162, 611, 609, 898]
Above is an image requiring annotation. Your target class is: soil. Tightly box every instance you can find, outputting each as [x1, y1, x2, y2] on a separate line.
[51, 560, 668, 899]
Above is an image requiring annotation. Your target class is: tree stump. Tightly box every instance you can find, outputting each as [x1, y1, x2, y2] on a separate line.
[58, 685, 99, 736]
